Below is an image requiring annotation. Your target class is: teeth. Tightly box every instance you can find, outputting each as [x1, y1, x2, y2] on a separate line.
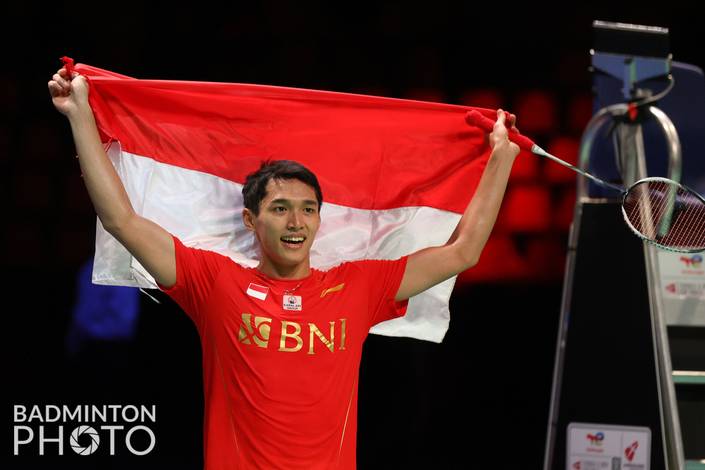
[281, 237, 305, 242]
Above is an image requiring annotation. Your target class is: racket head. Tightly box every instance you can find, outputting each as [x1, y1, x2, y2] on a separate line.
[621, 177, 705, 253]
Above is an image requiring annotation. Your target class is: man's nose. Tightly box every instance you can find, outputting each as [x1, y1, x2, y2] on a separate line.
[287, 210, 302, 229]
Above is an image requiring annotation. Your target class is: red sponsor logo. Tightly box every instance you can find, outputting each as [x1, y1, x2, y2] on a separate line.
[624, 440, 639, 462]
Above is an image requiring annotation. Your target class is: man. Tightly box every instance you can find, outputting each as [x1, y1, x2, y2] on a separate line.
[49, 66, 520, 469]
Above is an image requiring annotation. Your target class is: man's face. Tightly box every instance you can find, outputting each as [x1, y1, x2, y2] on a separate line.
[244, 178, 321, 272]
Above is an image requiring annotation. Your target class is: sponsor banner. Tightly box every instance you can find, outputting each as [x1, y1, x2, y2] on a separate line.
[567, 423, 650, 470]
[658, 252, 705, 300]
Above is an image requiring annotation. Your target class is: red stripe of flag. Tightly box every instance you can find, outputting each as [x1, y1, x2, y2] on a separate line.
[74, 62, 498, 214]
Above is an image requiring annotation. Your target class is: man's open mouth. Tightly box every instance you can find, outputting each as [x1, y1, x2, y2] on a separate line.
[280, 236, 306, 246]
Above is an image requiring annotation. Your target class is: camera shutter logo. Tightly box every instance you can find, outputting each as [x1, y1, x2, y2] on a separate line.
[70, 425, 100, 455]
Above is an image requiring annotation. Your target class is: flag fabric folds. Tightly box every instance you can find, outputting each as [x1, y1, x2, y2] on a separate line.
[73, 61, 497, 343]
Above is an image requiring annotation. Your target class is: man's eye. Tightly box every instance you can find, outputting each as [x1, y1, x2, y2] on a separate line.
[304, 207, 316, 214]
[273, 206, 286, 212]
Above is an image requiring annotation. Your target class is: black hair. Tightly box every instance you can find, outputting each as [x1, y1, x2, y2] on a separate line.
[242, 160, 323, 215]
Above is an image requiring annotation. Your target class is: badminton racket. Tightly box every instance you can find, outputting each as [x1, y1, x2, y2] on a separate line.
[466, 110, 705, 253]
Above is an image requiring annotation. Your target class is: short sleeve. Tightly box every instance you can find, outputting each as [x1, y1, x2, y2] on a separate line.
[156, 235, 230, 324]
[357, 256, 409, 327]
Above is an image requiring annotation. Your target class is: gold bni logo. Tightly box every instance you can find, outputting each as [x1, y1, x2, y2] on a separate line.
[320, 283, 345, 298]
[238, 313, 272, 348]
[238, 314, 348, 354]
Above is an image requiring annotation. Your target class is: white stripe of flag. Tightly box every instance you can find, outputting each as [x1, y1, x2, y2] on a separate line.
[94, 147, 459, 343]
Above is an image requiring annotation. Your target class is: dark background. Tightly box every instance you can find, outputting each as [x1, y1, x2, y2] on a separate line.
[3, 2, 704, 469]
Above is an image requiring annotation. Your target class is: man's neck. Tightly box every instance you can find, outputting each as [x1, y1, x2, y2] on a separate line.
[257, 259, 311, 280]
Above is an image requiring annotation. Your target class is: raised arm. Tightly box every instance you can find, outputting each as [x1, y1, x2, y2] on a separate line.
[48, 67, 176, 288]
[395, 109, 520, 301]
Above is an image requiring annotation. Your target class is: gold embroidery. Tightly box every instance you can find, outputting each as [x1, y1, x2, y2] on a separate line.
[238, 313, 271, 348]
[320, 283, 345, 298]
[279, 321, 303, 352]
[239, 316, 348, 354]
[308, 321, 335, 354]
[340, 318, 347, 351]
[337, 375, 357, 465]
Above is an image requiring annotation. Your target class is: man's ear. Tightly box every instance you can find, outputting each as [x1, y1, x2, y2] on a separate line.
[242, 208, 256, 232]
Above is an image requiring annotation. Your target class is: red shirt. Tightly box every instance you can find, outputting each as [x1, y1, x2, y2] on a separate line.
[158, 236, 409, 469]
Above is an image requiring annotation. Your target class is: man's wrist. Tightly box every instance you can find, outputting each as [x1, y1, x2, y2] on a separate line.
[489, 144, 518, 163]
[67, 105, 95, 126]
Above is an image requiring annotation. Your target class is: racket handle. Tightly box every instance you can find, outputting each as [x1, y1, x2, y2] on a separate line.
[465, 110, 536, 151]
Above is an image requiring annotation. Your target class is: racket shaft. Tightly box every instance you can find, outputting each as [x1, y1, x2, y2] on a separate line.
[533, 147, 624, 192]
[465, 110, 623, 192]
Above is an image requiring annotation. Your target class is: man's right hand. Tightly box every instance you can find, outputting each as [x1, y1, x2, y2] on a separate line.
[47, 64, 177, 288]
[48, 67, 90, 118]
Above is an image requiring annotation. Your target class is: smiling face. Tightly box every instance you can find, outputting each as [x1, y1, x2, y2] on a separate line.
[243, 178, 321, 279]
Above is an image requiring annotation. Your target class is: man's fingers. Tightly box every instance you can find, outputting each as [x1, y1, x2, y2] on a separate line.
[492, 109, 522, 145]
[48, 79, 70, 98]
[495, 108, 506, 128]
[48, 81, 64, 96]
[53, 73, 72, 91]
[52, 73, 65, 86]
[499, 111, 520, 135]
[48, 81, 63, 97]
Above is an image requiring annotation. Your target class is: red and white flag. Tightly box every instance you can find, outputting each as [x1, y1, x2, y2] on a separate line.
[246, 283, 269, 301]
[72, 60, 497, 343]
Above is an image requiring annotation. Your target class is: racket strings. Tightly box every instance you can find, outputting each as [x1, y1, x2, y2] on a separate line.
[654, 183, 704, 248]
[624, 181, 700, 247]
[624, 180, 705, 250]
